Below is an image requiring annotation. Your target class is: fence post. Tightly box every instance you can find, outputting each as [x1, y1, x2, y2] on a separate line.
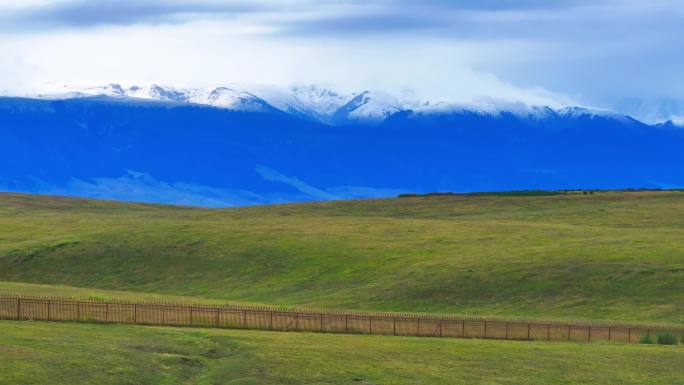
[393, 317, 396, 336]
[546, 324, 550, 340]
[588, 326, 592, 342]
[568, 326, 571, 341]
[190, 307, 194, 326]
[345, 315, 348, 333]
[270, 311, 273, 330]
[628, 328, 632, 343]
[77, 301, 81, 321]
[416, 318, 420, 336]
[505, 322, 509, 339]
[47, 300, 52, 321]
[462, 320, 466, 337]
[527, 323, 531, 340]
[608, 327, 612, 341]
[320, 314, 324, 333]
[484, 321, 488, 338]
[106, 303, 110, 323]
[369, 317, 372, 335]
[215, 308, 220, 327]
[440, 321, 443, 337]
[16, 298, 21, 320]
[133, 304, 137, 324]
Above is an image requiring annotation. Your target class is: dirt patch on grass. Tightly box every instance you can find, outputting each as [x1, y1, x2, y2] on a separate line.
[0, 345, 38, 359]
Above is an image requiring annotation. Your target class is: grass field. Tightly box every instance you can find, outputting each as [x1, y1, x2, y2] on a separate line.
[1, 190, 684, 324]
[2, 320, 683, 385]
[0, 282, 259, 307]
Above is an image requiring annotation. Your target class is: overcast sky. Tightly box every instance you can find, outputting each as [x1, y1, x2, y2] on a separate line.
[1, 0, 683, 108]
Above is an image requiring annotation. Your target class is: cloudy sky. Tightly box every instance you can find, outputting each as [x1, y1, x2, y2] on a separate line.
[0, 0, 683, 108]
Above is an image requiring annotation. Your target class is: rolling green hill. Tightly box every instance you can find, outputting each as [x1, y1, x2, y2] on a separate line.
[1, 191, 683, 324]
[2, 321, 684, 385]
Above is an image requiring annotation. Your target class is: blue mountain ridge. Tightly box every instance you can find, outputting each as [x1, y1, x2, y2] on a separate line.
[1, 96, 683, 206]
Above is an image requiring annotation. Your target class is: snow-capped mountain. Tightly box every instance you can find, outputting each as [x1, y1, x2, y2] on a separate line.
[25, 83, 367, 124]
[2, 88, 684, 207]
[18, 82, 631, 126]
[332, 90, 409, 124]
[203, 87, 277, 113]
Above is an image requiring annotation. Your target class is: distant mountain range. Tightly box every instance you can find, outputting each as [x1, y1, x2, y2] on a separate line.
[21, 83, 640, 125]
[1, 84, 683, 206]
[21, 83, 412, 125]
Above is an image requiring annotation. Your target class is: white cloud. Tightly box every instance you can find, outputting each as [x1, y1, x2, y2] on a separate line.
[0, 20, 574, 107]
[0, 0, 682, 107]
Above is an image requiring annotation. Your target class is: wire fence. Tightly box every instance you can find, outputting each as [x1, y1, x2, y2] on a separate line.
[1, 294, 682, 344]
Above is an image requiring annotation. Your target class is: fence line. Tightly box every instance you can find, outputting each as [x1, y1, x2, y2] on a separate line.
[1, 294, 682, 343]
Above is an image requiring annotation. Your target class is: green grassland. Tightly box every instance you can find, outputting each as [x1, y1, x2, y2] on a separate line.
[0, 281, 242, 306]
[1, 320, 683, 385]
[1, 191, 684, 324]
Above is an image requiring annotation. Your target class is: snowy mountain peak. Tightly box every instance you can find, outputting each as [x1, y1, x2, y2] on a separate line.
[331, 90, 403, 123]
[556, 106, 634, 123]
[102, 83, 126, 97]
[11, 82, 655, 126]
[146, 84, 188, 102]
[288, 85, 349, 117]
[203, 87, 275, 112]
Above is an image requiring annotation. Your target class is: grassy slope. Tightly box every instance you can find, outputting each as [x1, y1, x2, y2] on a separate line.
[0, 282, 249, 306]
[1, 191, 683, 323]
[1, 320, 683, 385]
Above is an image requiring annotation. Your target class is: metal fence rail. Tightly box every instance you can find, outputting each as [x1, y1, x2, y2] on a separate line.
[1, 294, 682, 344]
